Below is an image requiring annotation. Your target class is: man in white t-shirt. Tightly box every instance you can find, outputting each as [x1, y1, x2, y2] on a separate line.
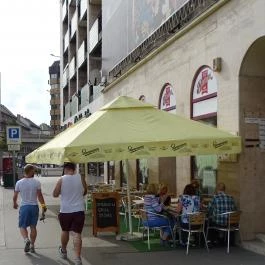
[53, 163, 87, 265]
[13, 164, 47, 253]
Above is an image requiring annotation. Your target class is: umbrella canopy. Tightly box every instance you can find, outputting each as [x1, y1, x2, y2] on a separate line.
[26, 96, 241, 164]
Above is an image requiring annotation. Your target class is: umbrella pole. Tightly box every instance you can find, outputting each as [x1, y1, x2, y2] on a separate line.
[124, 159, 133, 235]
[118, 159, 141, 241]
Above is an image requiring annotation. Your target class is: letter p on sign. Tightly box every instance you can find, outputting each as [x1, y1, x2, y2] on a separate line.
[6, 126, 21, 144]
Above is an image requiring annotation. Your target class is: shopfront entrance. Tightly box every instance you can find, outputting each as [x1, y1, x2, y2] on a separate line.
[239, 36, 265, 240]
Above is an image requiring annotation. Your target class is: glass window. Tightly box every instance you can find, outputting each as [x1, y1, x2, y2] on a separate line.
[51, 74, 57, 79]
[136, 159, 148, 190]
[107, 161, 115, 184]
[191, 117, 217, 195]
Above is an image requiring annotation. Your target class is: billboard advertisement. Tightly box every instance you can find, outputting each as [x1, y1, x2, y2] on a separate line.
[102, 0, 187, 75]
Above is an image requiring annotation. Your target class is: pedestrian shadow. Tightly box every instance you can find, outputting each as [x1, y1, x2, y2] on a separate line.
[25, 252, 75, 265]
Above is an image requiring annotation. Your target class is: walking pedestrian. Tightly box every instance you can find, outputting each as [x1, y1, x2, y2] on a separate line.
[53, 162, 87, 265]
[13, 164, 47, 253]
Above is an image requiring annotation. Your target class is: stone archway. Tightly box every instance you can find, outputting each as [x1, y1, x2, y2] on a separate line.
[239, 36, 265, 240]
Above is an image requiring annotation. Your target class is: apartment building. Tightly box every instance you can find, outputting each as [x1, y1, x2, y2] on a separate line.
[49, 60, 61, 135]
[60, 0, 265, 242]
[61, 0, 102, 128]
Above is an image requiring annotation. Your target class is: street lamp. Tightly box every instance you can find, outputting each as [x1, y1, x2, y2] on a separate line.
[50, 54, 60, 58]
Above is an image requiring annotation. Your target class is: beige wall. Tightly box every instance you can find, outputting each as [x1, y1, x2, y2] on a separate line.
[98, 0, 265, 198]
[239, 76, 265, 240]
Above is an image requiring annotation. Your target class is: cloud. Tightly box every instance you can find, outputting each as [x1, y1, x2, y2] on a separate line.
[0, 0, 60, 125]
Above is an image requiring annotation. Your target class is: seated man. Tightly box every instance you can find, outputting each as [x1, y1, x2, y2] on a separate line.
[207, 182, 237, 245]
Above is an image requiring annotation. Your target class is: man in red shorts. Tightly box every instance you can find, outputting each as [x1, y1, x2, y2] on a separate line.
[53, 163, 87, 265]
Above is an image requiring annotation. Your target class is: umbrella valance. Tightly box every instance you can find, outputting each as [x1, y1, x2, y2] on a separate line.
[26, 96, 241, 164]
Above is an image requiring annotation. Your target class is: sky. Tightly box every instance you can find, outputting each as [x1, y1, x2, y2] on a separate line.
[0, 0, 60, 125]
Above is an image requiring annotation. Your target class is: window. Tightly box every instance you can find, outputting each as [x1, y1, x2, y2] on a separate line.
[51, 84, 59, 89]
[51, 74, 57, 79]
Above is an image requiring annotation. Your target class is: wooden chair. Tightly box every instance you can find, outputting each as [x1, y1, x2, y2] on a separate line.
[206, 211, 241, 254]
[180, 212, 209, 255]
[140, 209, 175, 250]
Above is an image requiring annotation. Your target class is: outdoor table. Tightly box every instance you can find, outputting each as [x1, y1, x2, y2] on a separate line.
[171, 198, 179, 204]
[132, 197, 179, 206]
[132, 199, 144, 205]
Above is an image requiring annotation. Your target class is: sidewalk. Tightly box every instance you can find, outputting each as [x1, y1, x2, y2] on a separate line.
[0, 178, 265, 265]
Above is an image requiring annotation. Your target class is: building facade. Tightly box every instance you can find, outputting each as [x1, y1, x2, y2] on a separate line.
[0, 104, 53, 177]
[60, 0, 265, 241]
[49, 60, 61, 135]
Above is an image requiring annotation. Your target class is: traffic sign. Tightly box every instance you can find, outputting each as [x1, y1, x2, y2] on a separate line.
[8, 144, 21, 151]
[6, 126, 21, 144]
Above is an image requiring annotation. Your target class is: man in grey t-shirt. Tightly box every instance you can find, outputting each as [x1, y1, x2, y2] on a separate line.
[13, 164, 47, 253]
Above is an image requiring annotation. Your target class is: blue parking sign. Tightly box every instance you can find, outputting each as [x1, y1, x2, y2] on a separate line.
[6, 126, 21, 144]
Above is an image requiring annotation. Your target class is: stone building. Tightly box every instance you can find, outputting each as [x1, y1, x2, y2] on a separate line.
[60, 0, 265, 242]
[0, 104, 52, 176]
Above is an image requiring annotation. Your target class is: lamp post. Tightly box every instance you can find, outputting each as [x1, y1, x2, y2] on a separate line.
[50, 54, 60, 59]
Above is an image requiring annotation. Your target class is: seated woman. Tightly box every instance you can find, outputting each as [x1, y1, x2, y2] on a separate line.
[177, 184, 200, 244]
[143, 183, 174, 246]
[157, 183, 171, 206]
[191, 179, 201, 197]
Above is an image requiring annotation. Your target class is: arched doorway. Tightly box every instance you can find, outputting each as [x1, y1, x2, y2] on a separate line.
[239, 36, 265, 240]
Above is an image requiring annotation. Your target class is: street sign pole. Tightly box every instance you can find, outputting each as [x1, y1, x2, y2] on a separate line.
[12, 150, 16, 189]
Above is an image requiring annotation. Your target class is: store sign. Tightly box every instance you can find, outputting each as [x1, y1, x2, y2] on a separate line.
[192, 66, 217, 118]
[193, 67, 217, 100]
[159, 83, 176, 113]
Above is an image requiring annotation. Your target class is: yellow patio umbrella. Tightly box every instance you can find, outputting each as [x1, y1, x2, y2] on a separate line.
[26, 96, 241, 238]
[26, 96, 241, 164]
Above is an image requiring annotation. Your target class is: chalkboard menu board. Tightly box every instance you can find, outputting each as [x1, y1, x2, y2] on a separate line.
[92, 192, 120, 236]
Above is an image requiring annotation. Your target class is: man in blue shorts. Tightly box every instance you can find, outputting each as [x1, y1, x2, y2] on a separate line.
[13, 164, 47, 253]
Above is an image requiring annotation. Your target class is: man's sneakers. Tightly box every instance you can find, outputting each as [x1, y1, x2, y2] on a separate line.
[74, 257, 82, 265]
[30, 245, 35, 253]
[24, 238, 31, 253]
[58, 246, 67, 259]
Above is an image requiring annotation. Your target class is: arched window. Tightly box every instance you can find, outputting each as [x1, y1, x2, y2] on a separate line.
[158, 83, 176, 113]
[191, 66, 218, 195]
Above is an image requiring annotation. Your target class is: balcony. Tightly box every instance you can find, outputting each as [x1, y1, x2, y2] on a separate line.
[64, 102, 71, 120]
[79, 0, 87, 20]
[89, 16, 102, 53]
[71, 10, 77, 39]
[89, 85, 102, 103]
[64, 29, 69, 52]
[89, 0, 101, 4]
[50, 99, 60, 105]
[50, 120, 61, 126]
[50, 109, 60, 115]
[50, 88, 60, 94]
[69, 57, 76, 79]
[62, 65, 69, 88]
[68, 0, 76, 7]
[70, 94, 78, 116]
[78, 41, 87, 68]
[80, 84, 89, 109]
[62, 0, 68, 21]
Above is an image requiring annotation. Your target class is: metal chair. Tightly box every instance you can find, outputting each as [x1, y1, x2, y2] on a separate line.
[180, 212, 209, 255]
[140, 209, 175, 250]
[119, 195, 143, 229]
[206, 211, 241, 254]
